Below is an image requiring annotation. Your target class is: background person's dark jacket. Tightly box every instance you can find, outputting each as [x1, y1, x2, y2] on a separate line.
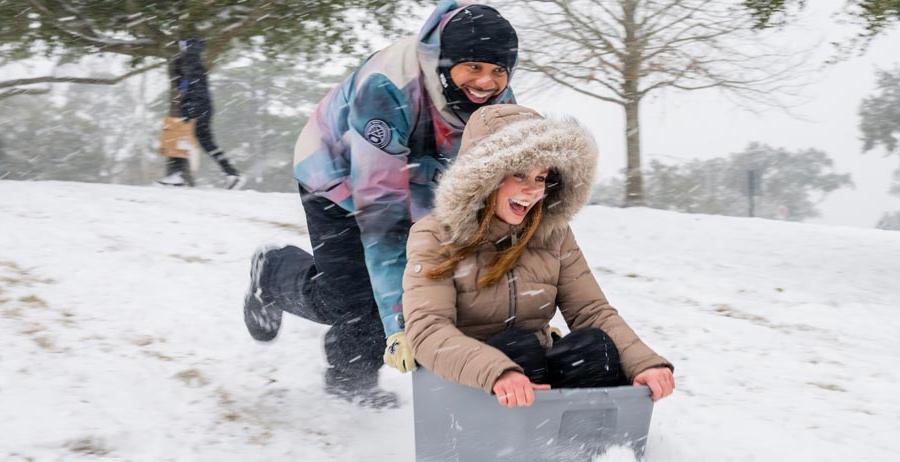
[176, 39, 211, 120]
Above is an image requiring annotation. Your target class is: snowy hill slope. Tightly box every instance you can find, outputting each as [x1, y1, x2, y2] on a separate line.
[1, 180, 897, 461]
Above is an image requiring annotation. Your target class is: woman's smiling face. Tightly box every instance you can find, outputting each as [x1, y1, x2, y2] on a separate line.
[494, 167, 550, 225]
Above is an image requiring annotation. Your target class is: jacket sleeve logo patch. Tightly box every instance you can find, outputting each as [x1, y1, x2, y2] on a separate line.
[364, 119, 392, 149]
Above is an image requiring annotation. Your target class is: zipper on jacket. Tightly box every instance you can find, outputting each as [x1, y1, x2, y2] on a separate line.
[505, 270, 517, 329]
[504, 230, 518, 329]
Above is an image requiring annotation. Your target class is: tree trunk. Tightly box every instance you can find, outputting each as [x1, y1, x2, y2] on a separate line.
[623, 97, 644, 206]
[167, 58, 181, 118]
[160, 56, 183, 179]
[137, 69, 150, 183]
[622, 0, 644, 207]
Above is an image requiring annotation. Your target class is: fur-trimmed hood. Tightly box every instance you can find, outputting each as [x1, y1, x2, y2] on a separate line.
[432, 104, 598, 244]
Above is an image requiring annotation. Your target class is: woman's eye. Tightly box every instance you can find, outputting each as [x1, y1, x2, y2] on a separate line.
[513, 173, 526, 180]
[535, 176, 546, 183]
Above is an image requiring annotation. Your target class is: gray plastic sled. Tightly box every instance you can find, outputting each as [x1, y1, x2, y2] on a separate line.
[412, 369, 654, 461]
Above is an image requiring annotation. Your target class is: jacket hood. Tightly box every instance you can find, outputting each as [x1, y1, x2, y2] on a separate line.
[417, 1, 516, 127]
[432, 104, 598, 244]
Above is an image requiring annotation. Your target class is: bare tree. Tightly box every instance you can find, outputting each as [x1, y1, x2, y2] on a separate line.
[506, 0, 808, 206]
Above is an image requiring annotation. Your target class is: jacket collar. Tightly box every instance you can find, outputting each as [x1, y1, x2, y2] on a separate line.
[484, 216, 523, 250]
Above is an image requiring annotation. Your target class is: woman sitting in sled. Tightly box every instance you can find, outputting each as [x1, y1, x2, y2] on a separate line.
[400, 104, 675, 407]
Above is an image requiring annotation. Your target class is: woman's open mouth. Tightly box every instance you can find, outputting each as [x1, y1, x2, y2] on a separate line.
[508, 198, 530, 217]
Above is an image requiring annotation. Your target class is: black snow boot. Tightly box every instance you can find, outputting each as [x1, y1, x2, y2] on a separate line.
[243, 246, 283, 341]
[325, 368, 399, 409]
[211, 150, 245, 190]
[157, 157, 195, 187]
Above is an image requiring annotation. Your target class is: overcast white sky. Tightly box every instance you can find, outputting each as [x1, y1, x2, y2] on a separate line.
[517, 0, 900, 229]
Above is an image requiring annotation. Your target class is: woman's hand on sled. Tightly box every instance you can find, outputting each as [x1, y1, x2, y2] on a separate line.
[633, 367, 675, 401]
[492, 370, 551, 408]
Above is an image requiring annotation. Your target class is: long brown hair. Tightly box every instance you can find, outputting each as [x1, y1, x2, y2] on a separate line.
[427, 190, 545, 287]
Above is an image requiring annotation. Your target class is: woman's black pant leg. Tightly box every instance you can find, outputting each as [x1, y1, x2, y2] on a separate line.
[547, 328, 625, 388]
[485, 328, 549, 385]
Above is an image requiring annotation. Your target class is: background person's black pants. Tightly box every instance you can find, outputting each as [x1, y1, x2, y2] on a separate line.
[260, 185, 384, 386]
[193, 109, 221, 156]
[486, 327, 626, 388]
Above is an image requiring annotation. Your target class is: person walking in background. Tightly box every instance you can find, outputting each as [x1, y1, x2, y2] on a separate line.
[157, 39, 244, 189]
[242, 1, 519, 408]
[403, 104, 675, 406]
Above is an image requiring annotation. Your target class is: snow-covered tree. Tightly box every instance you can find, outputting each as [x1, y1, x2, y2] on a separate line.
[860, 66, 900, 156]
[590, 143, 853, 221]
[859, 66, 900, 225]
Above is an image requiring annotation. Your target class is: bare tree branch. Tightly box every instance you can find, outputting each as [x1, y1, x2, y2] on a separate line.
[205, 1, 273, 67]
[0, 61, 165, 90]
[125, 0, 171, 49]
[640, 0, 717, 39]
[27, 0, 161, 57]
[0, 87, 51, 101]
[637, 0, 686, 29]
[528, 65, 627, 105]
[557, 0, 627, 60]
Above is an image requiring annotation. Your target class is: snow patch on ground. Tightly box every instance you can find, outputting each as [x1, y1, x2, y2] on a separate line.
[595, 445, 639, 462]
[1, 180, 897, 461]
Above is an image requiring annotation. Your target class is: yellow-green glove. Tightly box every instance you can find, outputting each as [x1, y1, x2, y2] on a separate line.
[383, 332, 417, 373]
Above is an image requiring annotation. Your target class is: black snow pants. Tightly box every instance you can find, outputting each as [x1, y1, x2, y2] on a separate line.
[486, 327, 627, 388]
[260, 185, 384, 385]
[193, 109, 221, 158]
[194, 108, 237, 176]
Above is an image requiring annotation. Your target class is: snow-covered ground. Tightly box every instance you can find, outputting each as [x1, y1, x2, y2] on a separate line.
[1, 180, 897, 461]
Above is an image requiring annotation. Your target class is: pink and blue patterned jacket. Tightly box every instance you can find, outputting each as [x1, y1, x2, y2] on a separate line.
[292, 0, 516, 336]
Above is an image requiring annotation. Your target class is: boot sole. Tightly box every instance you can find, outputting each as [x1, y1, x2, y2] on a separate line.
[243, 246, 282, 342]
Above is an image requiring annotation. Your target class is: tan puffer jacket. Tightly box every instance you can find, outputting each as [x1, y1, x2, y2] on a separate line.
[402, 104, 672, 393]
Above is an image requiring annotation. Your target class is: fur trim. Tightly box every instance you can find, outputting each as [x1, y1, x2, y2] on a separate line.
[433, 116, 598, 244]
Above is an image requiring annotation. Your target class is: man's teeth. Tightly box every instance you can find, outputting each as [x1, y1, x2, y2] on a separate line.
[467, 88, 494, 98]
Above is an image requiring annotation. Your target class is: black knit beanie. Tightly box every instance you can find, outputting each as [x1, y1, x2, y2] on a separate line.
[438, 5, 518, 116]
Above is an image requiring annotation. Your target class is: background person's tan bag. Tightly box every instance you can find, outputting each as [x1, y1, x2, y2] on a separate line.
[158, 117, 197, 159]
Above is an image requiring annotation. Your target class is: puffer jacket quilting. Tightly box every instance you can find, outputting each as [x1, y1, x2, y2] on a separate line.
[402, 105, 672, 393]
